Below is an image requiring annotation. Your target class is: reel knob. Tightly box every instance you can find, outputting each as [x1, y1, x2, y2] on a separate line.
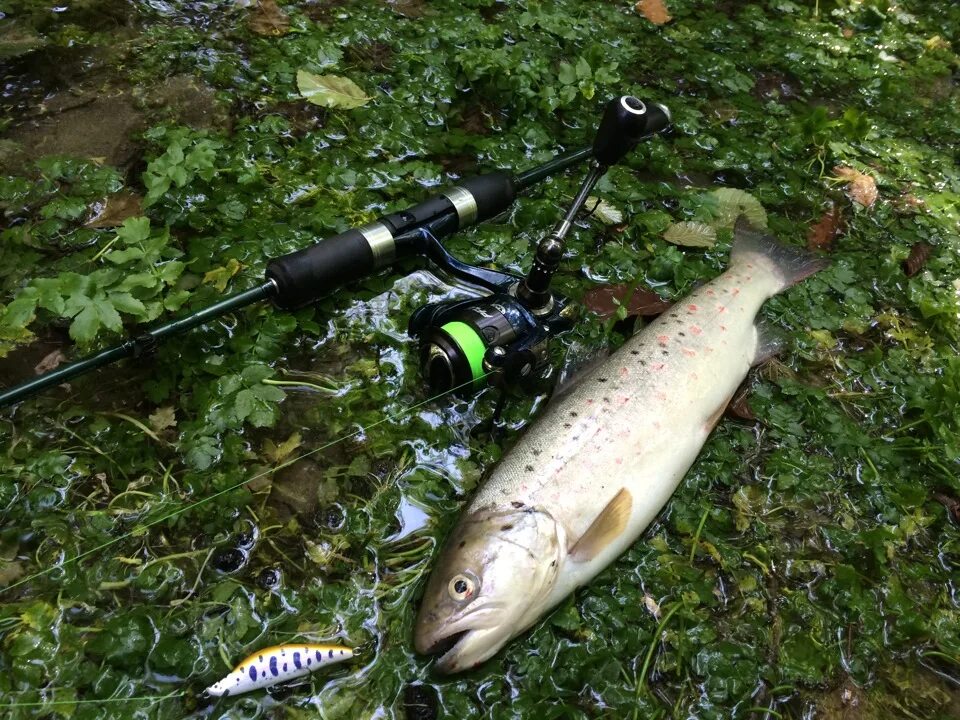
[592, 95, 671, 167]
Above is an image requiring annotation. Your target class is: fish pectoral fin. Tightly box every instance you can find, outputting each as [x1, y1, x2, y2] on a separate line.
[568, 488, 632, 562]
[752, 321, 784, 366]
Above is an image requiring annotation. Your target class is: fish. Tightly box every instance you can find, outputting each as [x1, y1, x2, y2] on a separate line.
[204, 643, 354, 697]
[414, 217, 828, 673]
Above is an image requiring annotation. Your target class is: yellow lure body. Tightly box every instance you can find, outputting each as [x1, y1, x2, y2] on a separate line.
[205, 643, 354, 697]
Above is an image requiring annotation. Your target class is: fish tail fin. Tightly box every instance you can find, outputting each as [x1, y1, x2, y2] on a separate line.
[731, 215, 829, 293]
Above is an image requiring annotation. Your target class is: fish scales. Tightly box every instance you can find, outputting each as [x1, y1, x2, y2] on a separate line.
[415, 218, 828, 673]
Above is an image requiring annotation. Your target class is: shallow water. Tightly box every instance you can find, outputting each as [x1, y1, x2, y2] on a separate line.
[1, 0, 959, 718]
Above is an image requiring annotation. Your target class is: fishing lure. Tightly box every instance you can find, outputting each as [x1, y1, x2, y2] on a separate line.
[205, 643, 354, 697]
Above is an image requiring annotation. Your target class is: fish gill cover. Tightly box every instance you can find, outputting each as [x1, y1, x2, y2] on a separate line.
[0, 0, 958, 718]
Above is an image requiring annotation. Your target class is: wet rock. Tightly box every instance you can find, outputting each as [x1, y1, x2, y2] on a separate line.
[268, 458, 324, 521]
[403, 684, 438, 720]
[142, 74, 232, 131]
[5, 90, 145, 170]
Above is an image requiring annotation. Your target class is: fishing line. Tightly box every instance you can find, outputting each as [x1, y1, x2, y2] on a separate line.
[1, 371, 492, 596]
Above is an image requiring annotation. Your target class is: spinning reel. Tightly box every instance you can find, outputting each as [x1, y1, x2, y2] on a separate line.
[0, 96, 670, 409]
[408, 96, 671, 396]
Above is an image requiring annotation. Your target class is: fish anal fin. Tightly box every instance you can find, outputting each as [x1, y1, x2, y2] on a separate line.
[569, 488, 632, 562]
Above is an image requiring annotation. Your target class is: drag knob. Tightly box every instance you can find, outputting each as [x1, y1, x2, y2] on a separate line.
[592, 95, 671, 167]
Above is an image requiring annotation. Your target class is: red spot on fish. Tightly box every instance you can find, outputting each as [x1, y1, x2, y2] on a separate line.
[657, 335, 669, 346]
[615, 458, 623, 465]
[747, 263, 754, 269]
[656, 391, 668, 401]
[619, 366, 630, 378]
[720, 325, 727, 332]
[586, 399, 594, 404]
[690, 372, 698, 380]
[652, 362, 666, 371]
[687, 304, 699, 312]
[732, 288, 740, 296]
[689, 325, 702, 335]
[705, 346, 715, 354]
[653, 421, 661, 429]
[706, 289, 715, 296]
[717, 305, 727, 313]
[682, 347, 696, 357]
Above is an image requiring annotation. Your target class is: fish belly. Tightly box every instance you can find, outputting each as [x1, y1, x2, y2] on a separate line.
[470, 264, 776, 596]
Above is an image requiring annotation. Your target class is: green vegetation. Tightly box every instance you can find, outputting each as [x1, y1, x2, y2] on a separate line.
[1, 0, 958, 718]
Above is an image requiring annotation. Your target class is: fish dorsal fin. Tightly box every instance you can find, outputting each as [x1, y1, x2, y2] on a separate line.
[569, 488, 632, 562]
[753, 321, 784, 366]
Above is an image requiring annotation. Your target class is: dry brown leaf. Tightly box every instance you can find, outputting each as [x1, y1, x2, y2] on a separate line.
[582, 283, 673, 320]
[807, 205, 845, 251]
[834, 166, 878, 207]
[726, 384, 756, 422]
[34, 349, 66, 375]
[249, 0, 290, 36]
[635, 0, 671, 25]
[85, 192, 143, 228]
[902, 241, 934, 277]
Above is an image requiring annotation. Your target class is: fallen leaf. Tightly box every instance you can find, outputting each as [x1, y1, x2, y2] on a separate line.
[932, 490, 960, 524]
[664, 221, 717, 248]
[203, 258, 243, 292]
[807, 205, 845, 251]
[264, 432, 302, 464]
[148, 406, 176, 432]
[297, 70, 372, 109]
[34, 349, 66, 375]
[643, 594, 662, 619]
[726, 383, 756, 421]
[635, 0, 671, 25]
[834, 166, 878, 207]
[709, 188, 768, 229]
[85, 192, 144, 228]
[582, 283, 672, 319]
[248, 0, 290, 36]
[902, 241, 933, 277]
[585, 196, 623, 225]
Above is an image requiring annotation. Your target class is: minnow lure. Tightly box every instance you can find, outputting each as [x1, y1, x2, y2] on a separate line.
[205, 643, 354, 697]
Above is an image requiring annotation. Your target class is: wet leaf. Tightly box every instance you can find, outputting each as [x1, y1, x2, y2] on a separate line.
[264, 431, 302, 464]
[834, 166, 878, 207]
[84, 192, 144, 228]
[902, 241, 933, 277]
[148, 406, 176, 432]
[635, 0, 671, 25]
[585, 196, 623, 225]
[725, 384, 756, 421]
[248, 0, 290, 36]
[203, 258, 243, 292]
[664, 221, 717, 248]
[582, 283, 672, 319]
[708, 188, 767, 229]
[807, 205, 845, 251]
[297, 70, 372, 109]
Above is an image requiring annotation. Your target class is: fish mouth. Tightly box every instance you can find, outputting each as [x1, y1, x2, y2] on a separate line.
[417, 625, 506, 674]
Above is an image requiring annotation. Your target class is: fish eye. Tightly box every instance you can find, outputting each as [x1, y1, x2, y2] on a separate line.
[447, 573, 477, 602]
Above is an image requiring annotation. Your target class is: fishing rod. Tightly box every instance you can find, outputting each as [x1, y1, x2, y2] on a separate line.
[0, 95, 670, 408]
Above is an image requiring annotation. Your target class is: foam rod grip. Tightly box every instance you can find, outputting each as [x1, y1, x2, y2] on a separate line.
[266, 229, 374, 309]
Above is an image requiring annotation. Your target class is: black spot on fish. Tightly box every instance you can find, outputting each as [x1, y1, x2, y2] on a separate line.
[551, 560, 556, 566]
[639, 359, 646, 366]
[678, 332, 686, 337]
[525, 465, 534, 471]
[533, 448, 541, 456]
[563, 422, 571, 428]
[270, 656, 279, 676]
[570, 411, 578, 417]
[501, 524, 513, 531]
[328, 650, 334, 658]
[458, 540, 466, 548]
[249, 666, 257, 682]
[598, 377, 608, 383]
[294, 652, 301, 669]
[630, 350, 639, 355]
[603, 397, 611, 403]
[662, 350, 669, 355]
[511, 501, 524, 508]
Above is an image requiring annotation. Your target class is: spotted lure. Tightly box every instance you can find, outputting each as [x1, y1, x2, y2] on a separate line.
[415, 217, 828, 672]
[205, 644, 354, 697]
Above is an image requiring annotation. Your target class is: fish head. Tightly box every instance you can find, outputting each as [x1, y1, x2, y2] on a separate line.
[415, 505, 563, 673]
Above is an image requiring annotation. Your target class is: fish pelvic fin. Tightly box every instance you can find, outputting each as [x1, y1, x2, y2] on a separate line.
[569, 488, 632, 562]
[752, 321, 784, 366]
[731, 216, 829, 292]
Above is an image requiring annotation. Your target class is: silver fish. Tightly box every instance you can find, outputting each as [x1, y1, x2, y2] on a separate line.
[414, 217, 827, 673]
